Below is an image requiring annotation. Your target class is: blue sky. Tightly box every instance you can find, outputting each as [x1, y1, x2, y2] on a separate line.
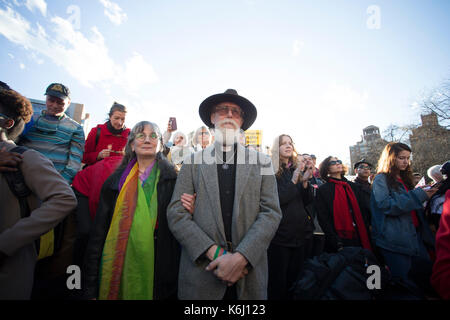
[1, 0, 449, 165]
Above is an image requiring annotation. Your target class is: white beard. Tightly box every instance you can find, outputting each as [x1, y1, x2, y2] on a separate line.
[214, 127, 240, 147]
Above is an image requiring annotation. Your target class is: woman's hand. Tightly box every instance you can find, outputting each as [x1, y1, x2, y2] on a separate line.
[302, 165, 314, 181]
[97, 145, 112, 160]
[291, 168, 302, 184]
[422, 185, 439, 199]
[167, 121, 174, 133]
[181, 193, 196, 214]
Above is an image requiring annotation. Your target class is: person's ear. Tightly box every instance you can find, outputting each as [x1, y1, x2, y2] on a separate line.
[4, 118, 14, 129]
[210, 112, 216, 126]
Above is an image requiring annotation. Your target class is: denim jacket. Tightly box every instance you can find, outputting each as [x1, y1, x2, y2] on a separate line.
[370, 173, 435, 256]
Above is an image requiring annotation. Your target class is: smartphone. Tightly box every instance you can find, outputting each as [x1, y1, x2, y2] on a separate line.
[169, 117, 177, 131]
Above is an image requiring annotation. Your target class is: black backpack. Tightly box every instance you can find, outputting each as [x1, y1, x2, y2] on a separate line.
[290, 247, 389, 300]
[4, 146, 64, 260]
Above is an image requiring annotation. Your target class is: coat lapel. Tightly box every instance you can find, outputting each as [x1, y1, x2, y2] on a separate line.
[200, 145, 226, 242]
[234, 145, 251, 218]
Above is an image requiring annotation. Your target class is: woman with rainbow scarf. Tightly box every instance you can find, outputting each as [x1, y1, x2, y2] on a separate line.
[83, 121, 180, 300]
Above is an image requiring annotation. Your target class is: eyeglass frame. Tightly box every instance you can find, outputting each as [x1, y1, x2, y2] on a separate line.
[357, 164, 372, 170]
[329, 160, 343, 166]
[0, 112, 12, 121]
[135, 132, 160, 142]
[213, 105, 244, 118]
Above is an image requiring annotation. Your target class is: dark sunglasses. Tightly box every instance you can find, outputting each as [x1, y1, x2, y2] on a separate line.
[358, 165, 372, 170]
[0, 112, 11, 120]
[329, 160, 342, 166]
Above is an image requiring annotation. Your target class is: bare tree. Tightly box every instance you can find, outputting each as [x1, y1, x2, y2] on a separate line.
[419, 78, 450, 129]
[382, 124, 417, 144]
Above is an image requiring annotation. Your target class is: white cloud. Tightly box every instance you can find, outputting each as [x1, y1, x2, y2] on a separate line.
[8, 53, 14, 59]
[411, 101, 420, 110]
[30, 51, 44, 64]
[19, 62, 25, 69]
[122, 52, 158, 94]
[320, 83, 369, 112]
[0, 6, 157, 90]
[292, 39, 304, 57]
[25, 0, 47, 17]
[98, 0, 127, 25]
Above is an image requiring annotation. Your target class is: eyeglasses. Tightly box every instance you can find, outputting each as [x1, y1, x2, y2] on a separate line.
[329, 160, 342, 166]
[0, 112, 11, 120]
[358, 165, 371, 170]
[135, 132, 160, 142]
[214, 105, 244, 118]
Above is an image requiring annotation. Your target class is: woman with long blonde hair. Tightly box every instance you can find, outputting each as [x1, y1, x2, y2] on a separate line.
[267, 134, 314, 299]
[371, 142, 438, 298]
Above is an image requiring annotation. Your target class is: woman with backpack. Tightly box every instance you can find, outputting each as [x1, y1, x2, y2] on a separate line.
[71, 103, 130, 269]
[82, 102, 130, 166]
[371, 142, 437, 298]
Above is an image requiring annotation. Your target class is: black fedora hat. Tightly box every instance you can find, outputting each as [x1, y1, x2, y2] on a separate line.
[199, 89, 257, 131]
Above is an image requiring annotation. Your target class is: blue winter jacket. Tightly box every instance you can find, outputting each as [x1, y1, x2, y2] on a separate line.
[370, 173, 435, 256]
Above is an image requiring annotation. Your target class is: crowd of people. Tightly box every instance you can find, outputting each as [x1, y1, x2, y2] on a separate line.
[0, 81, 449, 301]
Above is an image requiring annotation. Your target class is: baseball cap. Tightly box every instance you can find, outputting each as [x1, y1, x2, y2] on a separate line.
[45, 83, 71, 100]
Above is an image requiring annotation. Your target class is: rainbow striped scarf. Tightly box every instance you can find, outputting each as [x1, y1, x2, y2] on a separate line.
[99, 161, 159, 300]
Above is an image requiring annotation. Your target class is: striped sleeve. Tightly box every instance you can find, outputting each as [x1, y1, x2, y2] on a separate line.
[60, 121, 85, 184]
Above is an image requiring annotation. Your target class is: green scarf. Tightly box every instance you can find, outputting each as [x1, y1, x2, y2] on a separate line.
[99, 162, 160, 300]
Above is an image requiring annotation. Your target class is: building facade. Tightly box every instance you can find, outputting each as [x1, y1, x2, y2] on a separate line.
[349, 125, 388, 175]
[409, 112, 450, 177]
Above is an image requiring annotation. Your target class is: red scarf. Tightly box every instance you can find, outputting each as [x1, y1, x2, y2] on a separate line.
[397, 178, 420, 228]
[329, 178, 372, 251]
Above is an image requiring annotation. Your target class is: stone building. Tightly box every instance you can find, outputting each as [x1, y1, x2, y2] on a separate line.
[409, 112, 450, 177]
[349, 125, 388, 174]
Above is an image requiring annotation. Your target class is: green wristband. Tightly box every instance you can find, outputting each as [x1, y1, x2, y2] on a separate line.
[213, 246, 221, 260]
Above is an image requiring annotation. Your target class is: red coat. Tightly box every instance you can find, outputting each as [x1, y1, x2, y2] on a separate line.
[82, 123, 130, 165]
[431, 189, 450, 299]
[72, 156, 123, 220]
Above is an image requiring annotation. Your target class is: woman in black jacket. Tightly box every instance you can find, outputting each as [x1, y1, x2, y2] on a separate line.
[315, 156, 373, 254]
[267, 134, 315, 300]
[83, 121, 180, 300]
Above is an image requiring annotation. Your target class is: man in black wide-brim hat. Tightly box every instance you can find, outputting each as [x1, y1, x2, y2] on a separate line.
[167, 89, 281, 300]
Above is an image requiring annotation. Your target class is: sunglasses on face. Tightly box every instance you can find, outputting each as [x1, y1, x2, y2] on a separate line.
[214, 105, 244, 118]
[329, 160, 342, 166]
[0, 112, 11, 121]
[358, 165, 371, 170]
[135, 132, 160, 141]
